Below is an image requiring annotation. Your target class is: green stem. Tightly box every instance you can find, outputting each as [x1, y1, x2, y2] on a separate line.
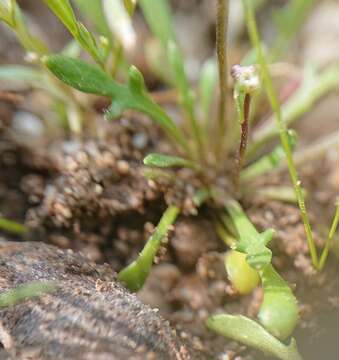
[249, 64, 339, 157]
[242, 0, 319, 268]
[215, 0, 229, 159]
[318, 202, 339, 271]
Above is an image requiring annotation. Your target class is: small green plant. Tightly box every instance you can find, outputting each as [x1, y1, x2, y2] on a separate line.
[2, 1, 339, 359]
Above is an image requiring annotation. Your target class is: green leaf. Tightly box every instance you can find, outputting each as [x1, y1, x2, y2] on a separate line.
[123, 0, 137, 15]
[0, 65, 44, 82]
[0, 281, 56, 308]
[127, 65, 147, 94]
[0, 2, 12, 26]
[271, 0, 315, 61]
[43, 0, 78, 35]
[118, 206, 179, 291]
[0, 65, 66, 100]
[9, 0, 48, 54]
[72, 0, 111, 39]
[140, 0, 201, 157]
[43, 0, 104, 65]
[43, 55, 123, 96]
[167, 41, 202, 156]
[167, 41, 194, 115]
[139, 0, 175, 47]
[199, 59, 217, 125]
[206, 315, 303, 360]
[0, 217, 27, 234]
[44, 55, 188, 151]
[143, 153, 196, 169]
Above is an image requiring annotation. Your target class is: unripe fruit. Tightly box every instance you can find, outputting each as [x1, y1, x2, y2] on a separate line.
[225, 250, 260, 295]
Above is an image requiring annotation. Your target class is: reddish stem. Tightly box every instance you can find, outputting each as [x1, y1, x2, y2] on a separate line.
[235, 93, 251, 188]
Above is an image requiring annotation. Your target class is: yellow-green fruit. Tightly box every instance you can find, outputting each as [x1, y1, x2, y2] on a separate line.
[225, 250, 260, 295]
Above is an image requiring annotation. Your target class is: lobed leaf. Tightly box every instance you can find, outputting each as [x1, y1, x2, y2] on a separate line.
[44, 55, 188, 151]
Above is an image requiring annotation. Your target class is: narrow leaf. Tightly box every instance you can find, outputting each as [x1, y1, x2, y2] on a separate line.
[199, 59, 218, 125]
[118, 206, 179, 291]
[0, 282, 56, 308]
[0, 217, 27, 234]
[139, 0, 175, 47]
[0, 65, 44, 82]
[72, 0, 111, 39]
[43, 0, 78, 35]
[143, 153, 196, 168]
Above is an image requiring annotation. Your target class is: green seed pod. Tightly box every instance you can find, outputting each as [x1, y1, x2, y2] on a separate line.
[258, 265, 299, 340]
[225, 250, 260, 295]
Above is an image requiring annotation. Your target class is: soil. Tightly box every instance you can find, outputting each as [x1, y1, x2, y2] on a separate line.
[1, 1, 339, 360]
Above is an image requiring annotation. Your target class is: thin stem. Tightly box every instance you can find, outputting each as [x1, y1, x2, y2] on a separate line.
[235, 94, 251, 188]
[249, 64, 339, 157]
[318, 203, 339, 271]
[242, 0, 319, 268]
[215, 0, 229, 158]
